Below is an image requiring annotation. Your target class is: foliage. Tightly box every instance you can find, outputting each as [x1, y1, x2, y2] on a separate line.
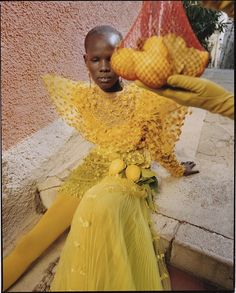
[182, 0, 228, 50]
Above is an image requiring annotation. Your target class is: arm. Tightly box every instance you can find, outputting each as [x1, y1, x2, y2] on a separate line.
[148, 100, 198, 177]
[156, 151, 185, 177]
[3, 193, 80, 291]
[135, 76, 234, 119]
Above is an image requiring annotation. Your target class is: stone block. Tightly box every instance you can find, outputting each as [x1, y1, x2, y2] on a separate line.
[45, 136, 91, 177]
[37, 176, 62, 192]
[151, 213, 180, 254]
[39, 187, 60, 210]
[55, 169, 71, 181]
[175, 107, 206, 161]
[171, 223, 233, 289]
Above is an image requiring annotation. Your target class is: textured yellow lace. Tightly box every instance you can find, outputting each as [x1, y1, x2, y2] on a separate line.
[43, 74, 188, 198]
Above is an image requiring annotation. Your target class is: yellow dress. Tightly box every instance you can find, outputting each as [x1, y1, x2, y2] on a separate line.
[42, 75, 188, 291]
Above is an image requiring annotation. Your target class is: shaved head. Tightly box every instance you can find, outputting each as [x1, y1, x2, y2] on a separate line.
[84, 25, 123, 52]
[83, 25, 123, 92]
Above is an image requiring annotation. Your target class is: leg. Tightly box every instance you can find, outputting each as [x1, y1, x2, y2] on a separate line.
[3, 193, 80, 291]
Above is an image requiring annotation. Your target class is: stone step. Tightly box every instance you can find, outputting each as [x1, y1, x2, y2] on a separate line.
[8, 212, 232, 291]
[152, 213, 233, 290]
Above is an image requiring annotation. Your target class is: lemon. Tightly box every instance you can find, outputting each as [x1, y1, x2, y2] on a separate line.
[109, 159, 126, 176]
[125, 165, 141, 182]
[111, 48, 137, 80]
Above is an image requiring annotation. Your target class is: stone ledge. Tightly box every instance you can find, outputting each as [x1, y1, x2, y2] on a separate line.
[171, 242, 233, 290]
[154, 218, 234, 290]
[151, 213, 180, 256]
[36, 174, 233, 289]
[7, 212, 233, 291]
[37, 177, 62, 192]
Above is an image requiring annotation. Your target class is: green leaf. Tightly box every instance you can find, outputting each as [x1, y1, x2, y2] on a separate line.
[141, 168, 157, 178]
[149, 178, 158, 192]
[138, 176, 156, 185]
[182, 0, 226, 51]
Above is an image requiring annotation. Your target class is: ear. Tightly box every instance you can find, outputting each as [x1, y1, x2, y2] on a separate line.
[83, 54, 88, 65]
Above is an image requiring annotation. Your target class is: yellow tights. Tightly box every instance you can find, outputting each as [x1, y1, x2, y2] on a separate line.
[3, 194, 80, 291]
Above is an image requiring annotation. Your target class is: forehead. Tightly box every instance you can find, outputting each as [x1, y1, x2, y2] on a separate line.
[86, 33, 121, 55]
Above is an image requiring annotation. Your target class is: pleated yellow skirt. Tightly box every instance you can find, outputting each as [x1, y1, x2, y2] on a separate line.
[50, 176, 167, 291]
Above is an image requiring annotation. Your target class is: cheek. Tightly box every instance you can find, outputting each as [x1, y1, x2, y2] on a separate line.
[109, 66, 118, 78]
[87, 63, 98, 77]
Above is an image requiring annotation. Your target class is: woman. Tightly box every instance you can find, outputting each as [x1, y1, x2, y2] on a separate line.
[3, 25, 198, 291]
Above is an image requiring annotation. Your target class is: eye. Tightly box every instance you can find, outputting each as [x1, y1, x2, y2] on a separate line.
[91, 57, 99, 62]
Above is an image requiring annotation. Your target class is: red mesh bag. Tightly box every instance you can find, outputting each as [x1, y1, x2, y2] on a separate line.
[111, 1, 209, 88]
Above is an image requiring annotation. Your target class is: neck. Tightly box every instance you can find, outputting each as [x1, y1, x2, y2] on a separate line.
[103, 80, 123, 93]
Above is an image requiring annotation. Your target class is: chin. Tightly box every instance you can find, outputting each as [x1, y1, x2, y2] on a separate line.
[98, 82, 117, 91]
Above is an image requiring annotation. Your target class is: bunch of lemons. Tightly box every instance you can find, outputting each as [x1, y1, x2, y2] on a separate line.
[111, 34, 209, 89]
[109, 158, 141, 182]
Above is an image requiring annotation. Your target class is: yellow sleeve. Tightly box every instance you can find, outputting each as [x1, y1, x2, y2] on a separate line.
[135, 78, 234, 120]
[158, 102, 188, 177]
[138, 87, 188, 177]
[212, 95, 234, 119]
[42, 74, 89, 133]
[155, 150, 185, 177]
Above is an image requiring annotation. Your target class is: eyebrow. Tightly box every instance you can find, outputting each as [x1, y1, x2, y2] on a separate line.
[87, 49, 113, 56]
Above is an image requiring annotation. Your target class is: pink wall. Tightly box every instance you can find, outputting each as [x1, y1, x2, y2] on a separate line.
[2, 1, 141, 150]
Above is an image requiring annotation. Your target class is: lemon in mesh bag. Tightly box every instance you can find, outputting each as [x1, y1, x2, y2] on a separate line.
[111, 34, 209, 89]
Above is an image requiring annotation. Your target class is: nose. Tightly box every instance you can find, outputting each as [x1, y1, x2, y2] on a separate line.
[99, 59, 111, 72]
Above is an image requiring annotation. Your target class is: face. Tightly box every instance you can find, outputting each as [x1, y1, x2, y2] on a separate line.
[84, 34, 121, 91]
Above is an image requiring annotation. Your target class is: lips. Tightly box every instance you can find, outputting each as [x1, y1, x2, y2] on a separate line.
[97, 77, 112, 83]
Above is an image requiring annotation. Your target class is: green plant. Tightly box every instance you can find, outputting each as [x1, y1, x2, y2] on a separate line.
[182, 0, 228, 51]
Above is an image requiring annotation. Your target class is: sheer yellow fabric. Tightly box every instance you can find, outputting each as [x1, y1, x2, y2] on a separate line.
[51, 177, 167, 291]
[42, 75, 189, 291]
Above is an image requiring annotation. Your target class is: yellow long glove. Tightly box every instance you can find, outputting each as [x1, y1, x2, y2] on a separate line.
[3, 193, 80, 291]
[135, 75, 234, 119]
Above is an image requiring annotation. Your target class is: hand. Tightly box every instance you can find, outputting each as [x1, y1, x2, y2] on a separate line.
[135, 76, 234, 119]
[181, 161, 199, 176]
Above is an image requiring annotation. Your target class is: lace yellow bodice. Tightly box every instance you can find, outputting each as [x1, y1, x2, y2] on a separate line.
[43, 74, 188, 179]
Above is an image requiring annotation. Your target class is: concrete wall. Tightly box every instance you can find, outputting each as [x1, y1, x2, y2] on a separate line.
[207, 12, 228, 68]
[2, 1, 141, 249]
[218, 20, 234, 69]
